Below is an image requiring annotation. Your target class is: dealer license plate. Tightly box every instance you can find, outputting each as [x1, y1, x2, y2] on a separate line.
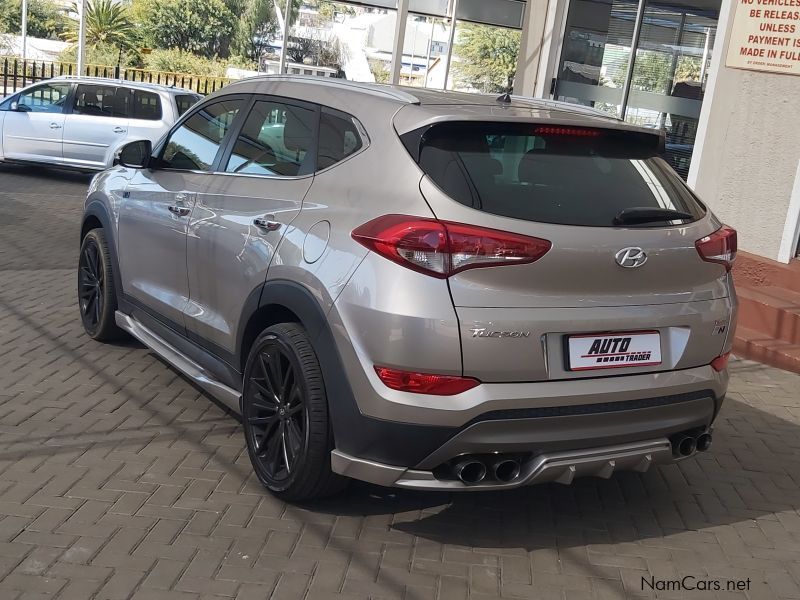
[567, 331, 662, 371]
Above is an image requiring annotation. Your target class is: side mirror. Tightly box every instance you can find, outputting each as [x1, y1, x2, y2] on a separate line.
[10, 101, 28, 112]
[115, 140, 152, 169]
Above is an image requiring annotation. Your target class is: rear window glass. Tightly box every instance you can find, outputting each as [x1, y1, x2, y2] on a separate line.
[406, 122, 706, 227]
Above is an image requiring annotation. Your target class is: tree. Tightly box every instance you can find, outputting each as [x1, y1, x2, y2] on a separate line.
[139, 0, 237, 59]
[64, 0, 136, 52]
[229, 0, 278, 61]
[0, 0, 68, 40]
[613, 52, 703, 94]
[285, 30, 347, 68]
[451, 23, 520, 94]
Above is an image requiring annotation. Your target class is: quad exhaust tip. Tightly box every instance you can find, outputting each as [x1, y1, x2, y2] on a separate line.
[696, 432, 712, 452]
[454, 460, 487, 485]
[676, 435, 697, 457]
[492, 459, 521, 483]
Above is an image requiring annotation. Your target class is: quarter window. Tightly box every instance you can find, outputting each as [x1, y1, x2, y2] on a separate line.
[317, 109, 363, 170]
[161, 99, 243, 171]
[131, 90, 162, 121]
[225, 99, 316, 177]
[16, 83, 71, 114]
[73, 84, 121, 117]
[175, 94, 201, 116]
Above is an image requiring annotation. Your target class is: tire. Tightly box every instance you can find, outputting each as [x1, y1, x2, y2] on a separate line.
[242, 323, 346, 501]
[78, 228, 124, 342]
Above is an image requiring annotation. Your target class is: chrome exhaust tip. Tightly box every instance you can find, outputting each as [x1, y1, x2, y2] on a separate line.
[493, 459, 521, 483]
[676, 436, 697, 457]
[454, 460, 487, 485]
[696, 432, 712, 452]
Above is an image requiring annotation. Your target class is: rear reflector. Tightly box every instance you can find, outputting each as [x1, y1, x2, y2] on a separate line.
[352, 215, 551, 278]
[711, 352, 731, 372]
[374, 366, 480, 395]
[696, 225, 737, 272]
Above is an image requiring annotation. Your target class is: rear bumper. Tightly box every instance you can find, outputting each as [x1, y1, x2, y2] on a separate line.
[332, 437, 678, 491]
[330, 389, 720, 490]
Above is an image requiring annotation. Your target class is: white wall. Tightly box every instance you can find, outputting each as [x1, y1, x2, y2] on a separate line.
[688, 0, 800, 263]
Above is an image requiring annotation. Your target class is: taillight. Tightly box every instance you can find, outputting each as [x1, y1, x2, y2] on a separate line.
[374, 366, 480, 395]
[711, 352, 731, 372]
[351, 215, 551, 278]
[696, 225, 737, 272]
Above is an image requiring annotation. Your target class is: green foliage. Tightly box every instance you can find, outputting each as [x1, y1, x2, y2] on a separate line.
[64, 0, 136, 52]
[613, 52, 703, 94]
[368, 58, 388, 84]
[229, 0, 277, 61]
[141, 48, 230, 76]
[59, 41, 140, 68]
[138, 0, 237, 59]
[0, 0, 68, 40]
[452, 23, 520, 94]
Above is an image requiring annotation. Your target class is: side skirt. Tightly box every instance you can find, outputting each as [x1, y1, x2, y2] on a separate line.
[115, 311, 242, 414]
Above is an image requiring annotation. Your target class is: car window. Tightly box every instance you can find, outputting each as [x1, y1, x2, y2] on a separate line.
[407, 122, 706, 227]
[16, 83, 71, 114]
[73, 84, 122, 118]
[225, 99, 316, 177]
[317, 108, 363, 171]
[175, 94, 201, 117]
[131, 90, 162, 121]
[161, 99, 244, 171]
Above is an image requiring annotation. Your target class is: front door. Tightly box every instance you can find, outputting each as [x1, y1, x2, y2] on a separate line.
[117, 97, 246, 331]
[2, 82, 71, 163]
[62, 83, 130, 169]
[184, 97, 318, 356]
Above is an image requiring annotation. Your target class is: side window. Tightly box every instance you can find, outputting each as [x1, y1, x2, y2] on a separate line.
[175, 94, 201, 117]
[317, 109, 364, 170]
[225, 99, 316, 177]
[73, 84, 120, 117]
[161, 99, 243, 172]
[131, 90, 163, 121]
[17, 83, 71, 114]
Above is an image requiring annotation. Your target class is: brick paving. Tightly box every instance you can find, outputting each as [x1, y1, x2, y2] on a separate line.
[0, 162, 799, 600]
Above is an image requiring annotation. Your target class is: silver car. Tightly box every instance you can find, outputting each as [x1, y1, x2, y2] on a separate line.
[78, 76, 738, 501]
[0, 76, 200, 171]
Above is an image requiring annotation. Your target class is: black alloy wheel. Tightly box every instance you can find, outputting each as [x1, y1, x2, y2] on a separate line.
[242, 323, 345, 501]
[78, 228, 123, 341]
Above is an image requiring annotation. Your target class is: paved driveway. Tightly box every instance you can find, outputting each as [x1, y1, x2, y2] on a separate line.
[0, 164, 799, 600]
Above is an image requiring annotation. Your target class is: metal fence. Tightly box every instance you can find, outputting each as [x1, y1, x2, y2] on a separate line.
[1, 57, 231, 97]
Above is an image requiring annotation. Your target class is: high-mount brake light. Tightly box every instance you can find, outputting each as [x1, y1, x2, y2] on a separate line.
[533, 126, 602, 137]
[696, 225, 737, 272]
[351, 215, 552, 278]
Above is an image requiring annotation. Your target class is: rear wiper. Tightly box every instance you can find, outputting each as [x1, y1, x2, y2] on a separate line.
[613, 207, 693, 226]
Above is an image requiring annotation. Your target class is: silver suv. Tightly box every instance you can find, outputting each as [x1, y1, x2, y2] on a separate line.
[78, 76, 738, 500]
[0, 77, 200, 171]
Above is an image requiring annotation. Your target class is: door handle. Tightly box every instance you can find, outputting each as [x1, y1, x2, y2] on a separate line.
[168, 205, 191, 217]
[253, 217, 281, 232]
[113, 126, 126, 134]
[49, 122, 62, 130]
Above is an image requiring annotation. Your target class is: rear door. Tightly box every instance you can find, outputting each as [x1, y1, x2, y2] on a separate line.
[404, 120, 734, 381]
[62, 83, 130, 169]
[1, 82, 70, 163]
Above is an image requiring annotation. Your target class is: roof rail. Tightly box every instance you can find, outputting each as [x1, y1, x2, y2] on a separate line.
[511, 95, 622, 121]
[228, 74, 420, 105]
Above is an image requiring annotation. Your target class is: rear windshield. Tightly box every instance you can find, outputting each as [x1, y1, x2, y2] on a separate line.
[404, 122, 706, 227]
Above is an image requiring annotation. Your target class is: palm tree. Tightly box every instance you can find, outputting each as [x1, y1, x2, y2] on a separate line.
[64, 0, 136, 52]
